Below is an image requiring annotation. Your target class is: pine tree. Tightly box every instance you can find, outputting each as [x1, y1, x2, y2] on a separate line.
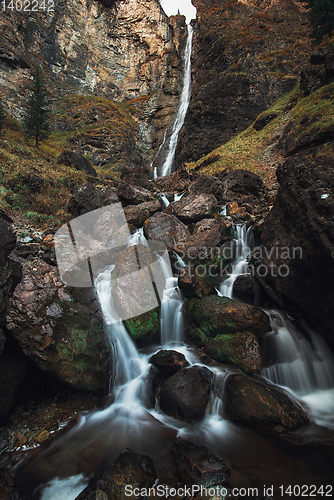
[0, 100, 6, 134]
[23, 66, 50, 147]
[300, 0, 334, 42]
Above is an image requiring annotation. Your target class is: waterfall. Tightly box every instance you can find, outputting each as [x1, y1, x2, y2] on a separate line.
[261, 310, 334, 429]
[156, 24, 193, 178]
[220, 224, 254, 298]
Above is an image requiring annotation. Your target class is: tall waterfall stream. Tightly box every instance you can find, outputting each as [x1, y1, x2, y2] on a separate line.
[153, 24, 193, 178]
[17, 221, 332, 499]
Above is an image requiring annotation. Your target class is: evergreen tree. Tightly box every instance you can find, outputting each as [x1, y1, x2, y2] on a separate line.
[300, 0, 334, 42]
[23, 66, 50, 147]
[0, 100, 6, 134]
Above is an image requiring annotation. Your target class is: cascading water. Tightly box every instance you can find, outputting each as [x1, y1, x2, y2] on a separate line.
[220, 222, 334, 430]
[13, 220, 334, 498]
[155, 24, 193, 178]
[220, 223, 254, 298]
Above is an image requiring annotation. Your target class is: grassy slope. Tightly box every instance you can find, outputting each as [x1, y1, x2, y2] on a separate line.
[186, 81, 334, 189]
[0, 94, 141, 226]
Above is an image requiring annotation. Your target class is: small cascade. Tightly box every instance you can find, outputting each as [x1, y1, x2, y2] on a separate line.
[152, 130, 167, 179]
[127, 227, 148, 247]
[160, 194, 170, 208]
[220, 223, 254, 298]
[158, 25, 194, 177]
[261, 310, 334, 429]
[157, 254, 184, 346]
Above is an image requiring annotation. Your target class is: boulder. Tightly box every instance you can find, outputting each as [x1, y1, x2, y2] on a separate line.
[184, 296, 270, 373]
[189, 218, 226, 259]
[188, 175, 224, 203]
[165, 193, 218, 223]
[233, 275, 255, 303]
[221, 170, 264, 205]
[57, 150, 97, 178]
[75, 449, 156, 500]
[144, 212, 191, 252]
[261, 154, 334, 349]
[171, 437, 230, 487]
[118, 182, 156, 205]
[224, 374, 309, 432]
[124, 200, 161, 227]
[159, 365, 213, 421]
[6, 257, 109, 393]
[111, 244, 164, 322]
[178, 266, 216, 299]
[149, 350, 189, 376]
[185, 295, 270, 341]
[67, 183, 102, 217]
[0, 351, 27, 423]
[154, 164, 192, 193]
[124, 308, 160, 346]
[206, 331, 262, 374]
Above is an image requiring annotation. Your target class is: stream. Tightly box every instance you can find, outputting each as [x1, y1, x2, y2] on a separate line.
[7, 222, 334, 499]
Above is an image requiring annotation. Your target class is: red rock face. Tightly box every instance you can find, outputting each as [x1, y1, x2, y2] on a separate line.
[176, 0, 311, 164]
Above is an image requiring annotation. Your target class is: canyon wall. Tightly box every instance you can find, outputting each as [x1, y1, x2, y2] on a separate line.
[176, 0, 312, 165]
[0, 0, 187, 160]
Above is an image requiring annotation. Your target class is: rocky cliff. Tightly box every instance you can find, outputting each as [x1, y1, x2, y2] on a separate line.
[176, 0, 312, 164]
[0, 0, 187, 163]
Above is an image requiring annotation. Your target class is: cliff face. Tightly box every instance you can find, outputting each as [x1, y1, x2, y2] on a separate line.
[176, 0, 311, 165]
[0, 0, 187, 161]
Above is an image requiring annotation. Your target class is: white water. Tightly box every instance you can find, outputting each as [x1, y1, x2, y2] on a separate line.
[220, 224, 254, 298]
[159, 25, 193, 177]
[220, 222, 334, 430]
[36, 221, 334, 499]
[261, 310, 334, 429]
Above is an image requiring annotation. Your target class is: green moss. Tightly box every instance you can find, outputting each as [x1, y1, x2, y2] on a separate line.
[124, 308, 160, 346]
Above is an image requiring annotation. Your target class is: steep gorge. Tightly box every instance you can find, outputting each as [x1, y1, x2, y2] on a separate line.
[0, 0, 187, 164]
[176, 0, 312, 164]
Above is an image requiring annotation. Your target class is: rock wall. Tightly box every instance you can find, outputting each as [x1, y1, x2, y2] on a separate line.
[0, 0, 187, 159]
[176, 0, 311, 164]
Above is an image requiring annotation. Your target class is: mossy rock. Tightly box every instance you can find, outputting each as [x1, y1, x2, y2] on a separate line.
[207, 331, 262, 374]
[184, 295, 270, 343]
[184, 295, 270, 374]
[124, 307, 160, 346]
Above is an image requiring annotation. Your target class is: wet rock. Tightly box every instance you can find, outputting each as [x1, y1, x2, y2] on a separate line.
[184, 296, 270, 373]
[261, 154, 334, 349]
[0, 465, 25, 500]
[149, 350, 189, 376]
[159, 365, 213, 421]
[188, 175, 224, 204]
[207, 331, 262, 374]
[154, 164, 192, 193]
[171, 437, 230, 487]
[144, 212, 191, 252]
[0, 351, 27, 423]
[124, 308, 160, 346]
[118, 182, 156, 206]
[6, 257, 109, 393]
[189, 218, 226, 259]
[185, 295, 270, 341]
[233, 275, 254, 303]
[75, 449, 157, 500]
[57, 150, 97, 178]
[178, 266, 216, 299]
[124, 200, 161, 227]
[165, 193, 218, 223]
[224, 374, 309, 432]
